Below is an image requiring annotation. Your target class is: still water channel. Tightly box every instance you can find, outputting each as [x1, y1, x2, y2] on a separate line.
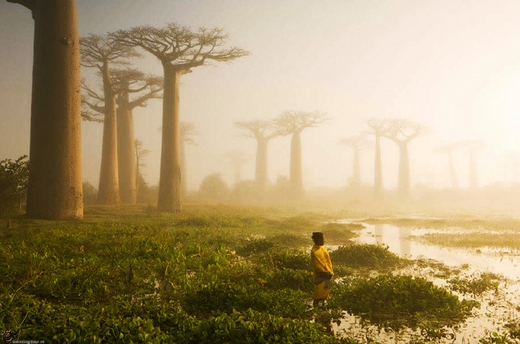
[350, 223, 520, 279]
[332, 222, 520, 343]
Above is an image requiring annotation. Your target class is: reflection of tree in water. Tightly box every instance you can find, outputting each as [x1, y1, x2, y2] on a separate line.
[373, 224, 410, 257]
[375, 224, 384, 246]
[399, 226, 411, 257]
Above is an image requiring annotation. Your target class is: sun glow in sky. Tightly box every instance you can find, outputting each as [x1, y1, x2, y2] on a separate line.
[2, 0, 520, 192]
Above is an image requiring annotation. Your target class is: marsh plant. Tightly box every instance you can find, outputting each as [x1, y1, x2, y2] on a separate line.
[0, 205, 498, 342]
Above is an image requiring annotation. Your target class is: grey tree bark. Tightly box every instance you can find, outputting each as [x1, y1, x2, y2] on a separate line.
[274, 110, 328, 201]
[8, 0, 84, 219]
[116, 89, 135, 204]
[383, 119, 427, 200]
[289, 131, 304, 199]
[96, 66, 120, 204]
[179, 122, 197, 199]
[157, 66, 182, 211]
[235, 120, 278, 195]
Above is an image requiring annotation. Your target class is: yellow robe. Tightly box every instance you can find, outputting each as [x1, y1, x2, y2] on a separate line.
[311, 245, 334, 300]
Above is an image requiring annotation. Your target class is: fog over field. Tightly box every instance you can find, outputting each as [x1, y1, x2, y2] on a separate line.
[2, 0, 520, 197]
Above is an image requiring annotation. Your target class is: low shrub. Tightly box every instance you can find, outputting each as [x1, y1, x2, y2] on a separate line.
[330, 243, 402, 270]
[332, 274, 479, 331]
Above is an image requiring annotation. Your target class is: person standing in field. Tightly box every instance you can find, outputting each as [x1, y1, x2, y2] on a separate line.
[311, 232, 334, 307]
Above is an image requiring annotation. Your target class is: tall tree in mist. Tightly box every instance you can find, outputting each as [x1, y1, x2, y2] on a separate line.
[7, 0, 83, 219]
[460, 140, 485, 190]
[134, 139, 150, 201]
[112, 23, 249, 212]
[436, 143, 461, 190]
[235, 119, 278, 193]
[224, 150, 250, 185]
[80, 34, 138, 205]
[365, 118, 390, 200]
[383, 119, 428, 199]
[82, 70, 162, 204]
[341, 135, 370, 188]
[274, 110, 329, 200]
[180, 122, 198, 197]
[114, 69, 162, 204]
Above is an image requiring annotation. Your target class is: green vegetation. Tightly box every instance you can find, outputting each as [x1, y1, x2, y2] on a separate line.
[0, 204, 485, 342]
[448, 272, 501, 297]
[333, 274, 479, 331]
[0, 155, 28, 215]
[330, 243, 404, 271]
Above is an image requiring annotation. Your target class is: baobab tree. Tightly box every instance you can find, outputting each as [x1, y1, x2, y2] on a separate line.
[274, 110, 329, 200]
[134, 139, 150, 201]
[6, 0, 83, 219]
[235, 119, 279, 193]
[180, 122, 198, 197]
[340, 134, 370, 188]
[112, 23, 249, 212]
[82, 69, 162, 204]
[81, 92, 104, 123]
[223, 150, 250, 185]
[436, 142, 461, 190]
[80, 33, 138, 205]
[114, 69, 162, 204]
[383, 119, 428, 199]
[460, 140, 486, 190]
[365, 118, 392, 200]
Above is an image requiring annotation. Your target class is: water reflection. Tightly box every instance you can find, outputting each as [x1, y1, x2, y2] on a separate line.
[352, 223, 520, 279]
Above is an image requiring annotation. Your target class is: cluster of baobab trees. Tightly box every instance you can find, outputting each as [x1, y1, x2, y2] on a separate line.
[231, 114, 488, 202]
[235, 110, 328, 200]
[80, 26, 248, 211]
[341, 120, 487, 199]
[234, 116, 428, 201]
[342, 118, 428, 200]
[7, 0, 247, 219]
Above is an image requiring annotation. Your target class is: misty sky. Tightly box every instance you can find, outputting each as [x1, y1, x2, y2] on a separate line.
[2, 0, 520, 192]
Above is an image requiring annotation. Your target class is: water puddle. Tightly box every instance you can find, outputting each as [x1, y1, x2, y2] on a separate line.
[351, 223, 520, 279]
[331, 222, 520, 343]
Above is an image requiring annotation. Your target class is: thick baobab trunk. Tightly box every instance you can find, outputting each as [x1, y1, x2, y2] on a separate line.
[180, 139, 187, 198]
[117, 91, 137, 204]
[157, 65, 182, 212]
[352, 147, 361, 187]
[374, 134, 383, 199]
[97, 66, 120, 204]
[448, 151, 459, 189]
[289, 131, 304, 200]
[24, 0, 83, 219]
[397, 142, 410, 199]
[469, 149, 477, 190]
[255, 138, 269, 192]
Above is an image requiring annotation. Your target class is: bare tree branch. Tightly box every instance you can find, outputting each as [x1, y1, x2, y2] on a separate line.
[382, 118, 429, 144]
[235, 119, 279, 140]
[80, 33, 140, 70]
[274, 110, 329, 135]
[81, 80, 104, 103]
[109, 68, 164, 109]
[111, 23, 249, 72]
[340, 134, 371, 150]
[6, 0, 34, 11]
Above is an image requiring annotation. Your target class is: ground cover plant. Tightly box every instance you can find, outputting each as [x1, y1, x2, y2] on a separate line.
[0, 204, 358, 343]
[0, 203, 489, 343]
